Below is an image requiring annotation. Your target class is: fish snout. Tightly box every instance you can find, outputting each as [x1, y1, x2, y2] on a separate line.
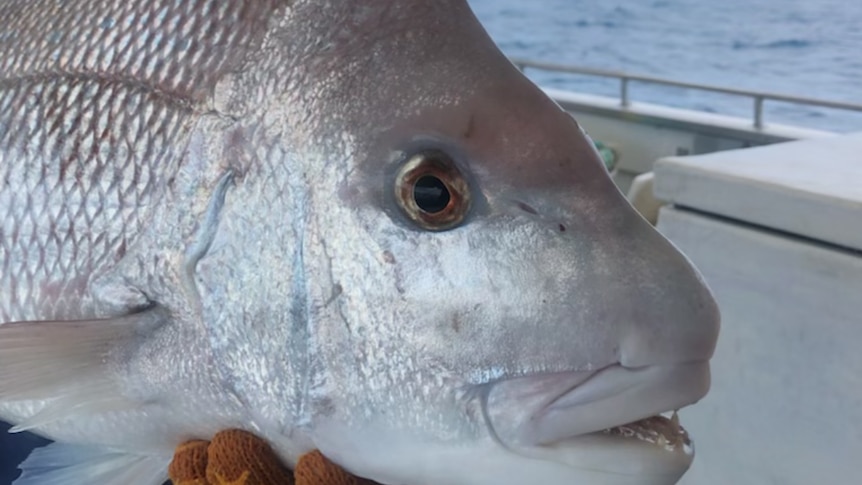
[471, 87, 719, 370]
[508, 189, 720, 373]
[613, 222, 721, 370]
[532, 178, 720, 370]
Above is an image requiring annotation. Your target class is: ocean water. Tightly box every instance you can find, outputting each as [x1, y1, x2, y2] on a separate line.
[469, 0, 862, 132]
[1, 2, 860, 484]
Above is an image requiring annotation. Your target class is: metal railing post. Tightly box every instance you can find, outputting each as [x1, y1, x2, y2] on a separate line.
[754, 96, 765, 129]
[621, 77, 630, 108]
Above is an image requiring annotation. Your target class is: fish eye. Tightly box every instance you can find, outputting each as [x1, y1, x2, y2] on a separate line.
[394, 150, 471, 231]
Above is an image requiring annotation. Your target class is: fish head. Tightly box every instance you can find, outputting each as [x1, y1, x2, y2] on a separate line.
[210, 1, 720, 484]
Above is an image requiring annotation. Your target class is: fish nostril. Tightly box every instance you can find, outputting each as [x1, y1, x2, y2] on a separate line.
[513, 202, 569, 234]
[516, 201, 539, 215]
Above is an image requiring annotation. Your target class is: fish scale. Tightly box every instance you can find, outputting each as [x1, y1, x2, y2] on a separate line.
[0, 75, 189, 322]
[0, 0, 275, 322]
[0, 0, 260, 101]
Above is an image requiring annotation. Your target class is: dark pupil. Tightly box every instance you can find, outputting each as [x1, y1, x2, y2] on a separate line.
[413, 175, 451, 214]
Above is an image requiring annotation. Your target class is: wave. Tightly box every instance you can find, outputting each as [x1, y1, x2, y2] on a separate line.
[732, 39, 813, 50]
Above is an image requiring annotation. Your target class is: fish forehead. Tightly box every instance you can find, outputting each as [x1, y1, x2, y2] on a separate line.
[242, 1, 615, 204]
[233, 1, 501, 130]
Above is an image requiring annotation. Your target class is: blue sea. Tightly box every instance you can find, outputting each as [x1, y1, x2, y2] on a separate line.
[469, 0, 862, 132]
[1, 1, 860, 484]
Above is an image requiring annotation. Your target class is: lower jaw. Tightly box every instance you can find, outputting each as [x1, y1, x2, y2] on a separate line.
[598, 411, 692, 454]
[514, 413, 695, 480]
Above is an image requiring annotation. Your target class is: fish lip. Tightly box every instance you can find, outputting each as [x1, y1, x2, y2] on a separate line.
[483, 361, 710, 450]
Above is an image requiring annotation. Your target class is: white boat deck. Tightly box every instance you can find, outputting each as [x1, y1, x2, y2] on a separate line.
[652, 132, 862, 485]
[655, 132, 862, 252]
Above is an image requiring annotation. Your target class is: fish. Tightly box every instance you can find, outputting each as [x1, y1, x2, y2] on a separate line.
[0, 1, 720, 484]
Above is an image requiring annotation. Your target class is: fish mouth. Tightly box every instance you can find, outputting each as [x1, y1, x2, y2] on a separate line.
[482, 362, 709, 476]
[593, 411, 690, 453]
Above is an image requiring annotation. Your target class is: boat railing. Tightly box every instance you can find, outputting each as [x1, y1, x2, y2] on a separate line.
[511, 57, 862, 129]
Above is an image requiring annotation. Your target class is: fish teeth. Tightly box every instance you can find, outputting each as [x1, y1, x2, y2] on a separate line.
[671, 410, 680, 428]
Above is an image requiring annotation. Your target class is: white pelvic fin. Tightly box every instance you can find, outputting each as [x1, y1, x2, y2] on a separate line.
[0, 307, 167, 402]
[9, 385, 132, 433]
[14, 442, 170, 485]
